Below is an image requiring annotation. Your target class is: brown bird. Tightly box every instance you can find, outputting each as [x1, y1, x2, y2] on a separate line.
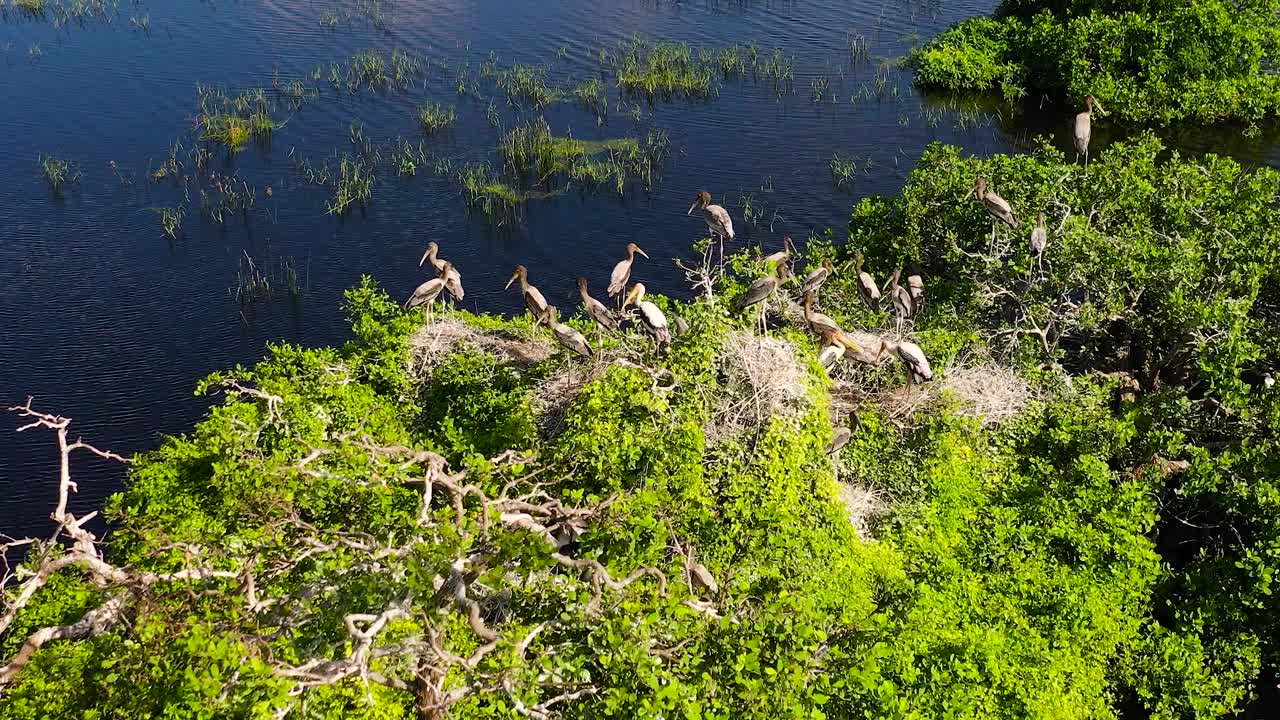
[817, 327, 865, 370]
[419, 241, 464, 301]
[802, 290, 841, 337]
[404, 261, 452, 323]
[853, 252, 880, 310]
[505, 265, 549, 325]
[974, 178, 1018, 229]
[825, 426, 852, 455]
[686, 555, 718, 596]
[1073, 95, 1103, 167]
[736, 263, 786, 334]
[543, 305, 591, 358]
[888, 270, 915, 332]
[576, 276, 618, 332]
[607, 242, 649, 300]
[762, 236, 797, 280]
[623, 283, 671, 347]
[801, 258, 835, 298]
[688, 190, 735, 265]
[1030, 212, 1048, 274]
[907, 274, 924, 304]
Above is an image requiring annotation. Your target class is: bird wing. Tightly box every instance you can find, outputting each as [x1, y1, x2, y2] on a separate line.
[587, 298, 618, 330]
[526, 286, 549, 315]
[801, 267, 828, 293]
[898, 343, 933, 380]
[808, 311, 840, 335]
[858, 272, 880, 301]
[735, 276, 776, 309]
[1030, 227, 1047, 253]
[607, 259, 631, 296]
[405, 278, 444, 308]
[639, 301, 668, 330]
[893, 287, 915, 317]
[554, 324, 591, 357]
[445, 269, 464, 300]
[1073, 112, 1090, 149]
[985, 194, 1018, 228]
[825, 427, 852, 454]
[707, 205, 734, 240]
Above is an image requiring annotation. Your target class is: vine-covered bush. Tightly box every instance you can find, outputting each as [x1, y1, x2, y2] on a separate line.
[910, 0, 1280, 124]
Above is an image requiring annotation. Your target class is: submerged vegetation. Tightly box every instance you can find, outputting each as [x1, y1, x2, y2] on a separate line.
[8, 135, 1280, 718]
[416, 101, 455, 135]
[195, 85, 279, 152]
[910, 0, 1280, 124]
[37, 154, 80, 192]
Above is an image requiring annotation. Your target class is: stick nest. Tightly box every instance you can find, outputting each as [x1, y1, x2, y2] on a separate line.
[706, 331, 808, 445]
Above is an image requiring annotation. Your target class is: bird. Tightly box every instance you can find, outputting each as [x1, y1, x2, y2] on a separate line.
[1030, 212, 1048, 274]
[419, 241, 464, 301]
[1073, 95, 1103, 167]
[974, 178, 1018, 229]
[735, 263, 785, 334]
[686, 555, 718, 596]
[802, 290, 841, 336]
[607, 242, 649, 300]
[816, 327, 865, 370]
[673, 316, 690, 337]
[404, 261, 452, 323]
[881, 339, 933, 385]
[852, 253, 880, 310]
[543, 305, 591, 359]
[818, 341, 845, 369]
[688, 190, 734, 264]
[801, 258, 835, 298]
[888, 270, 915, 332]
[623, 283, 671, 347]
[505, 265, 549, 325]
[762, 236, 797, 280]
[907, 273, 924, 304]
[825, 426, 852, 455]
[576, 276, 618, 332]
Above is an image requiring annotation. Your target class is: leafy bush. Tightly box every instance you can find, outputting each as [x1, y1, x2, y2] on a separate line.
[910, 0, 1280, 124]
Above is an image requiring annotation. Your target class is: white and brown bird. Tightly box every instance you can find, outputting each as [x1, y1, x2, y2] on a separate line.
[907, 273, 925, 305]
[419, 241, 464, 301]
[623, 283, 671, 347]
[688, 190, 735, 264]
[853, 253, 880, 310]
[1030, 212, 1048, 273]
[736, 263, 786, 334]
[576, 276, 617, 332]
[607, 242, 649, 300]
[505, 264, 549, 326]
[825, 426, 852, 455]
[404, 261, 452, 323]
[1073, 95, 1103, 167]
[686, 555, 718, 596]
[543, 305, 591, 358]
[881, 339, 933, 385]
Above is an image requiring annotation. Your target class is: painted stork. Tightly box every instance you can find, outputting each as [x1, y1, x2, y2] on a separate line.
[419, 241, 464, 301]
[404, 260, 452, 324]
[881, 339, 933, 385]
[543, 305, 591, 359]
[623, 283, 671, 347]
[762, 236, 797, 280]
[688, 190, 734, 264]
[802, 290, 841, 337]
[505, 265, 549, 326]
[735, 263, 785, 334]
[607, 242, 650, 301]
[1030, 212, 1048, 274]
[888, 270, 915, 332]
[853, 252, 880, 310]
[576, 276, 618, 332]
[686, 556, 718, 596]
[801, 258, 835, 298]
[1073, 95, 1103, 167]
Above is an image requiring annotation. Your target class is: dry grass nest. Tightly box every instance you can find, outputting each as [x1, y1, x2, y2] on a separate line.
[410, 318, 552, 377]
[874, 360, 1033, 427]
[706, 330, 808, 445]
[836, 483, 887, 540]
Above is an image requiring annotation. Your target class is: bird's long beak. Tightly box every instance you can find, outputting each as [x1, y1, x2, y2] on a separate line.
[418, 247, 431, 267]
[837, 332, 861, 354]
[504, 273, 517, 290]
[623, 286, 639, 308]
[635, 246, 649, 259]
[686, 200, 698, 216]
[1094, 98, 1106, 116]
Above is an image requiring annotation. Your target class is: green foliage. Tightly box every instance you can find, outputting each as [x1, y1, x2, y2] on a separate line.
[910, 0, 1280, 124]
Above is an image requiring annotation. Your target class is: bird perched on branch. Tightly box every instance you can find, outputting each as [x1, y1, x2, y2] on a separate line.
[880, 338, 933, 385]
[852, 253, 879, 310]
[736, 263, 786, 334]
[763, 236, 797, 280]
[543, 305, 591, 359]
[1030, 212, 1048, 274]
[505, 265, 549, 326]
[419, 241, 464, 301]
[802, 258, 835, 298]
[974, 177, 1018, 229]
[1073, 95, 1104, 167]
[623, 283, 671, 347]
[607, 243, 649, 301]
[688, 190, 734, 264]
[888, 270, 915, 332]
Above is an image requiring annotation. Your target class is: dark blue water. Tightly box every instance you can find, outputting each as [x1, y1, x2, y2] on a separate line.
[2, 0, 1277, 539]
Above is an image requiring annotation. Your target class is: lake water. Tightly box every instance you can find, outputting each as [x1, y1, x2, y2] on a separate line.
[1, 0, 1275, 539]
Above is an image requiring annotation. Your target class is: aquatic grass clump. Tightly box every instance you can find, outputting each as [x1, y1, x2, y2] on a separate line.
[615, 38, 714, 98]
[417, 102, 456, 134]
[496, 63, 558, 108]
[392, 138, 426, 176]
[195, 85, 279, 152]
[830, 153, 864, 187]
[497, 118, 668, 193]
[456, 162, 523, 221]
[156, 203, 185, 240]
[337, 49, 421, 93]
[573, 77, 608, 120]
[38, 154, 80, 191]
[328, 154, 374, 215]
[230, 253, 302, 304]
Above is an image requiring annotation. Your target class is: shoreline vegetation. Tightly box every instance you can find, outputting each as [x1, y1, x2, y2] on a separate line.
[909, 0, 1280, 126]
[5, 134, 1280, 718]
